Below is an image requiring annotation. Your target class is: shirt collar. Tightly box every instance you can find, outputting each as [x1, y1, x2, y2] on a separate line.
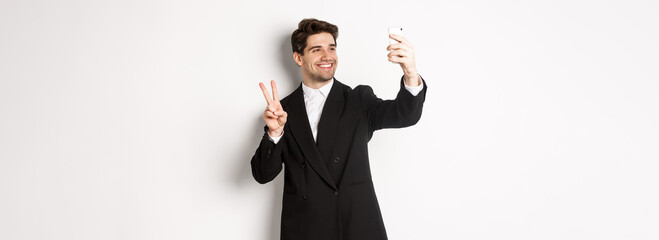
[302, 78, 334, 98]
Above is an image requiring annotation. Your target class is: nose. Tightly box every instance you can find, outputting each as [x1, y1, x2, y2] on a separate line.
[321, 50, 333, 61]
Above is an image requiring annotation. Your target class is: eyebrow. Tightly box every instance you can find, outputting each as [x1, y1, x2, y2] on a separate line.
[308, 44, 337, 51]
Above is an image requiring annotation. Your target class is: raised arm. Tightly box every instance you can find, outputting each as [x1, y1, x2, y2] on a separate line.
[361, 34, 427, 134]
[251, 80, 288, 184]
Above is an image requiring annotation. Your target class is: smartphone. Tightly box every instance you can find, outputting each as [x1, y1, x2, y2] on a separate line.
[388, 26, 404, 45]
[388, 27, 404, 64]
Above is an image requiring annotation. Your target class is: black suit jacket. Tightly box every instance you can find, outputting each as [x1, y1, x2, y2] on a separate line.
[251, 77, 427, 240]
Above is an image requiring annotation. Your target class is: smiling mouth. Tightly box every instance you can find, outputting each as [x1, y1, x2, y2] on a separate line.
[317, 63, 334, 70]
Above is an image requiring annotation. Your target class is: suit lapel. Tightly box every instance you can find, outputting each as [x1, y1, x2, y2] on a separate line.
[316, 80, 345, 161]
[287, 85, 337, 190]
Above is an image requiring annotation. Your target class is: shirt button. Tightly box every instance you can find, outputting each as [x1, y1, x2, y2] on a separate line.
[334, 191, 339, 196]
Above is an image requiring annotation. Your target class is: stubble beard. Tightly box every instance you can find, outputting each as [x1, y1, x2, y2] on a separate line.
[313, 74, 333, 83]
[305, 66, 336, 84]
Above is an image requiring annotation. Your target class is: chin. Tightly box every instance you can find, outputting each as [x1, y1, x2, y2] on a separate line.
[312, 74, 334, 83]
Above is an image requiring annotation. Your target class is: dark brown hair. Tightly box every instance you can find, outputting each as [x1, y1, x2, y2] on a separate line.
[291, 18, 339, 55]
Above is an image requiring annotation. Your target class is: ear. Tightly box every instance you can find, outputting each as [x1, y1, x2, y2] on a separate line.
[293, 52, 303, 67]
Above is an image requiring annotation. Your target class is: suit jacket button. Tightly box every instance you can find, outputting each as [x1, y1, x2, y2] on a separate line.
[300, 162, 306, 168]
[334, 191, 339, 196]
[333, 156, 340, 163]
[303, 194, 309, 200]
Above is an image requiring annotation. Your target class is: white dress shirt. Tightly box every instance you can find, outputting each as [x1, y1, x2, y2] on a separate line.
[268, 78, 423, 144]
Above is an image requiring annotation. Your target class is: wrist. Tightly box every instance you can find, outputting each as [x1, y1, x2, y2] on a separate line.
[404, 73, 420, 86]
[268, 128, 283, 137]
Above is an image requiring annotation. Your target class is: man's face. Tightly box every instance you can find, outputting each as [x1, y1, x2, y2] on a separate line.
[294, 32, 338, 84]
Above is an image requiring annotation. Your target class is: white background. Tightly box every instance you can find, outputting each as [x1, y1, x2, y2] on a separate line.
[1, 0, 658, 239]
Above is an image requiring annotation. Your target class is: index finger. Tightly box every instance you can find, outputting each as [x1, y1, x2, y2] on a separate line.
[389, 34, 411, 46]
[259, 82, 272, 104]
[271, 80, 280, 102]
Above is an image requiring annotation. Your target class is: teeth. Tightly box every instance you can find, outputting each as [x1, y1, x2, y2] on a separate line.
[319, 64, 332, 68]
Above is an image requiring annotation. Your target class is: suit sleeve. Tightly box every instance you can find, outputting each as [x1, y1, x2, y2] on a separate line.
[360, 76, 428, 134]
[250, 126, 285, 184]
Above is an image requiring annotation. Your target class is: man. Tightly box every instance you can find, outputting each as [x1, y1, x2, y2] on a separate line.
[251, 18, 427, 240]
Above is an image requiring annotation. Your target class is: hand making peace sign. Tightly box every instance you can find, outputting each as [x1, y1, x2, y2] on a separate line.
[259, 80, 287, 137]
